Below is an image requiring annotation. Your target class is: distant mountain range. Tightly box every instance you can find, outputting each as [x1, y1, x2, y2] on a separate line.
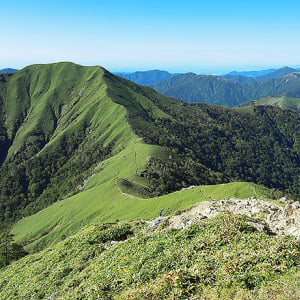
[0, 68, 18, 73]
[115, 66, 300, 86]
[115, 70, 176, 85]
[2, 66, 299, 110]
[150, 70, 300, 107]
[226, 68, 278, 77]
[222, 67, 299, 83]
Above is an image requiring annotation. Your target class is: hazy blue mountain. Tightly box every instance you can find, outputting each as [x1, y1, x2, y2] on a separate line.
[223, 67, 298, 83]
[255, 66, 298, 82]
[150, 71, 300, 107]
[226, 68, 277, 77]
[115, 70, 176, 85]
[0, 68, 18, 73]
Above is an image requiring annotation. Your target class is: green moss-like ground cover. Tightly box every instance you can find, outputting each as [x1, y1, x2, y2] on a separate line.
[1, 215, 299, 299]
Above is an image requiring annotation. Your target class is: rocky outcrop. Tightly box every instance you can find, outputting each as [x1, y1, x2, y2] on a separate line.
[148, 216, 167, 230]
[158, 198, 300, 241]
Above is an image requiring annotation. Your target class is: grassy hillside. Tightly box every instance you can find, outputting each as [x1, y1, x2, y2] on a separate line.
[1, 214, 299, 299]
[150, 71, 300, 107]
[12, 181, 269, 249]
[238, 96, 300, 113]
[0, 62, 168, 228]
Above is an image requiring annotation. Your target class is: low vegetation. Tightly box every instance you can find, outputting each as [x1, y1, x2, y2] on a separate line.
[11, 181, 268, 250]
[0, 215, 299, 299]
[238, 96, 300, 113]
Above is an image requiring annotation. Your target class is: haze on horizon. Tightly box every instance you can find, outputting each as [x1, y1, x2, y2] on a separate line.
[1, 0, 300, 74]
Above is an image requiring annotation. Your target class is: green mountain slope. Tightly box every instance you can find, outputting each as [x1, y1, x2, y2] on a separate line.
[103, 70, 300, 198]
[0, 63, 300, 299]
[238, 96, 300, 113]
[150, 71, 300, 107]
[11, 181, 269, 249]
[1, 62, 300, 247]
[0, 62, 166, 228]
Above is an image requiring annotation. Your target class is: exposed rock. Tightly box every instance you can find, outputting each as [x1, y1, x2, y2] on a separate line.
[47, 292, 60, 299]
[148, 216, 167, 230]
[155, 198, 300, 241]
[247, 221, 266, 232]
[77, 174, 96, 191]
[279, 197, 288, 203]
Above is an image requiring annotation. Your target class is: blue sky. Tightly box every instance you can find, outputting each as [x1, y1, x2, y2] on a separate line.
[1, 0, 300, 73]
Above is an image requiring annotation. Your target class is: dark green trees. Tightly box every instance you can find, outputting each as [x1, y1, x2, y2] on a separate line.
[0, 231, 27, 268]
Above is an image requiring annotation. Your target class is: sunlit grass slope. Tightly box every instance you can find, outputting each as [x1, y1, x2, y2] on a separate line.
[1, 62, 162, 226]
[12, 181, 270, 249]
[2, 62, 107, 157]
[2, 216, 299, 299]
[238, 96, 300, 112]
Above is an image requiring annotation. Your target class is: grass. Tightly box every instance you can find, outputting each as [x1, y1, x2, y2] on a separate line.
[12, 178, 271, 250]
[2, 215, 299, 299]
[238, 96, 300, 113]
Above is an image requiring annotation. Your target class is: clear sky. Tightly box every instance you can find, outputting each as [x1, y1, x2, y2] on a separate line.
[1, 0, 300, 73]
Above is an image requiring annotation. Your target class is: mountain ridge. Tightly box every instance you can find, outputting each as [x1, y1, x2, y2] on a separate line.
[115, 69, 176, 85]
[150, 71, 300, 107]
[222, 66, 299, 83]
[226, 67, 280, 77]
